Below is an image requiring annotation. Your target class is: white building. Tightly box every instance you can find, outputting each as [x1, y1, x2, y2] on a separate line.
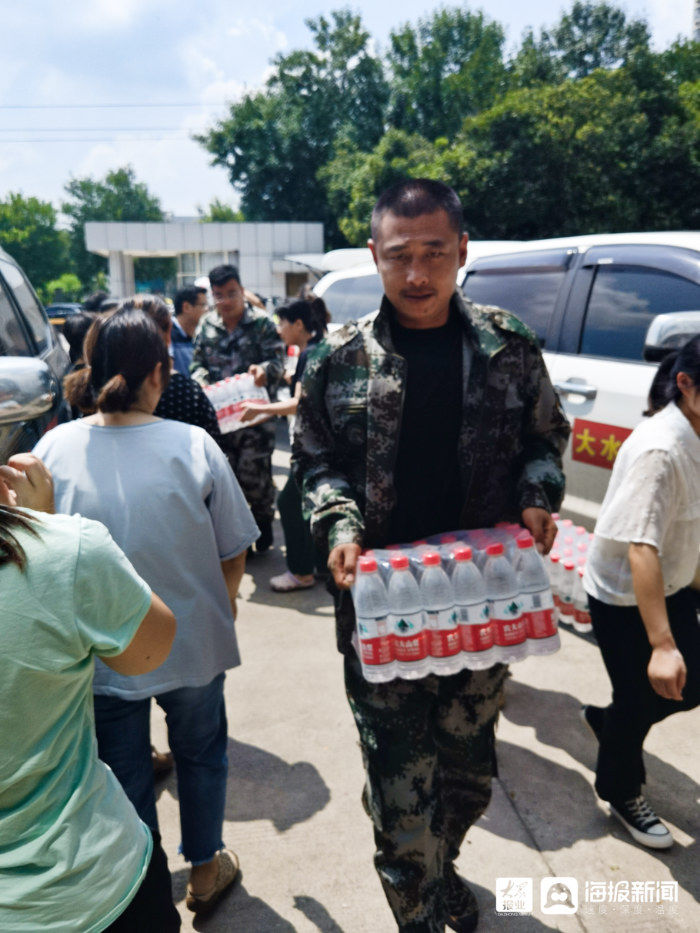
[84, 220, 324, 298]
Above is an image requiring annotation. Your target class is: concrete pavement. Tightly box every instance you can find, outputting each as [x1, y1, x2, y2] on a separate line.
[151, 442, 699, 932]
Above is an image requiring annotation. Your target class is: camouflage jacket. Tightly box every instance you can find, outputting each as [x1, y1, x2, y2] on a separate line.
[190, 304, 285, 397]
[291, 292, 571, 652]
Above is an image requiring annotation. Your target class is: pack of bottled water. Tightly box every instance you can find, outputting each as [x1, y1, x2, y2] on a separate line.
[352, 524, 561, 684]
[202, 373, 271, 433]
[547, 515, 593, 635]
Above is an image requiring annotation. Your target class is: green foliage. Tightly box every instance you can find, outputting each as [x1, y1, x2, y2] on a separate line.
[387, 7, 507, 139]
[198, 198, 244, 222]
[62, 166, 167, 288]
[0, 192, 68, 292]
[198, 9, 388, 246]
[542, 1, 650, 78]
[43, 273, 83, 304]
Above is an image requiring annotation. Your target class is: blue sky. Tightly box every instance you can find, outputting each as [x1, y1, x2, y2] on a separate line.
[1, 1, 694, 217]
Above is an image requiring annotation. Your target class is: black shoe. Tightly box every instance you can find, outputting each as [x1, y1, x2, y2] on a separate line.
[444, 866, 479, 933]
[609, 794, 673, 849]
[255, 519, 273, 553]
[580, 704, 603, 742]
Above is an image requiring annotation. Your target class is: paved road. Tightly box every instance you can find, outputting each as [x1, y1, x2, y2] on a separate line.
[152, 441, 699, 932]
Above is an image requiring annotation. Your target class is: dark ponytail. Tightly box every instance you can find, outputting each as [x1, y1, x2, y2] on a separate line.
[0, 507, 39, 570]
[645, 334, 700, 416]
[276, 297, 329, 338]
[64, 308, 170, 414]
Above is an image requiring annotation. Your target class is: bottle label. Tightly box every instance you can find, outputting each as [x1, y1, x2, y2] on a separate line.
[574, 606, 591, 626]
[425, 608, 461, 657]
[559, 596, 575, 617]
[490, 597, 526, 646]
[357, 614, 390, 639]
[458, 602, 491, 625]
[391, 611, 429, 661]
[461, 621, 494, 652]
[521, 590, 558, 639]
[359, 635, 394, 666]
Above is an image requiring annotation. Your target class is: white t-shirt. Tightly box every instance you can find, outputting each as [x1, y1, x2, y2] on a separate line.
[34, 418, 259, 698]
[584, 402, 700, 606]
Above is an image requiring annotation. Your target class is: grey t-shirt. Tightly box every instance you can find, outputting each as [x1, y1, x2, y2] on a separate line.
[34, 418, 259, 699]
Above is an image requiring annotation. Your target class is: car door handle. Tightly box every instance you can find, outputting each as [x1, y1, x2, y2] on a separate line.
[554, 380, 598, 400]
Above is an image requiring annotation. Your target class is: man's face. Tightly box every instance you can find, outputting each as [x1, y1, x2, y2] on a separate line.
[211, 278, 245, 329]
[183, 292, 208, 328]
[369, 209, 468, 329]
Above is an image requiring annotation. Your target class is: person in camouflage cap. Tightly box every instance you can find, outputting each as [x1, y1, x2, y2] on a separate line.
[191, 264, 285, 550]
[292, 179, 570, 932]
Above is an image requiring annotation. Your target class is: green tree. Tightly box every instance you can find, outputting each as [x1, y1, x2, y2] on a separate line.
[387, 7, 507, 139]
[439, 66, 698, 239]
[198, 10, 389, 246]
[62, 166, 170, 288]
[43, 272, 83, 304]
[542, 1, 650, 79]
[320, 129, 440, 244]
[0, 193, 68, 292]
[198, 198, 244, 222]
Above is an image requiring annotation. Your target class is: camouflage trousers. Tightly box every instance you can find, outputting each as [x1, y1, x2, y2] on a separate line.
[219, 422, 276, 524]
[344, 654, 507, 932]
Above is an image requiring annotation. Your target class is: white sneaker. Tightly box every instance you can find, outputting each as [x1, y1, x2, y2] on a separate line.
[609, 795, 674, 849]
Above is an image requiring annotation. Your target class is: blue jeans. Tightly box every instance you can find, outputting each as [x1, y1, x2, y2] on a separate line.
[94, 673, 228, 865]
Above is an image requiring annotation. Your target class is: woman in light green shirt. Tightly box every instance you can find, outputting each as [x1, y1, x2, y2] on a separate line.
[0, 454, 178, 932]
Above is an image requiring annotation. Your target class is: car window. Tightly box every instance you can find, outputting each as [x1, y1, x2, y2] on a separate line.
[0, 259, 49, 353]
[0, 276, 31, 356]
[462, 249, 571, 345]
[580, 266, 700, 361]
[319, 274, 383, 325]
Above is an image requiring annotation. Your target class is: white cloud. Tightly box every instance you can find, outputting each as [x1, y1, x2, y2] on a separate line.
[226, 16, 288, 50]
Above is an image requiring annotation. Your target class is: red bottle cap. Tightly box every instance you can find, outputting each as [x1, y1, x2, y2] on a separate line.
[550, 553, 560, 563]
[453, 545, 473, 561]
[516, 535, 534, 549]
[440, 534, 457, 543]
[421, 551, 441, 566]
[390, 554, 409, 570]
[486, 543, 504, 557]
[578, 567, 585, 577]
[358, 557, 377, 572]
[563, 560, 575, 570]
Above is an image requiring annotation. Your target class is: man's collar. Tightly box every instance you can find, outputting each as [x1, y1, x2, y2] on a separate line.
[373, 291, 507, 358]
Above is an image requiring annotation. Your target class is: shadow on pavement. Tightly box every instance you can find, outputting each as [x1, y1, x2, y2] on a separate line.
[161, 737, 330, 833]
[496, 679, 699, 904]
[170, 869, 297, 931]
[293, 895, 345, 931]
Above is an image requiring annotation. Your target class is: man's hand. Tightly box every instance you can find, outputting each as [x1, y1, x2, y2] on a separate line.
[248, 364, 267, 387]
[521, 507, 557, 554]
[0, 454, 54, 513]
[648, 645, 686, 701]
[328, 543, 362, 590]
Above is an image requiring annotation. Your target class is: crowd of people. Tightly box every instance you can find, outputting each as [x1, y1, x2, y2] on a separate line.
[1, 179, 698, 932]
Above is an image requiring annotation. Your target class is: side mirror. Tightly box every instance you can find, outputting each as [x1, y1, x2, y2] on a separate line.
[643, 311, 700, 362]
[0, 357, 57, 426]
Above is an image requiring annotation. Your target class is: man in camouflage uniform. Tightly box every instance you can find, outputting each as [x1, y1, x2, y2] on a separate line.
[292, 180, 570, 932]
[191, 264, 285, 549]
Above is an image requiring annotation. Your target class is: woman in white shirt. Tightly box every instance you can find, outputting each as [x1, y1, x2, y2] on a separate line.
[582, 335, 700, 850]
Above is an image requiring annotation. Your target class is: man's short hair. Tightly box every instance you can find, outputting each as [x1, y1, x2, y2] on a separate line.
[174, 285, 207, 317]
[208, 264, 241, 288]
[370, 178, 463, 240]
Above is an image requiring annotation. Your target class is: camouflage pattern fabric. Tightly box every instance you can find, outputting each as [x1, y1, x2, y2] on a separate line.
[219, 421, 277, 524]
[189, 304, 285, 396]
[292, 291, 571, 653]
[345, 654, 508, 931]
[190, 303, 284, 523]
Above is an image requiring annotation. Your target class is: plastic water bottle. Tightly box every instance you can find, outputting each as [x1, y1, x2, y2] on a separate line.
[419, 551, 462, 675]
[483, 543, 528, 663]
[452, 545, 496, 669]
[547, 553, 563, 618]
[559, 559, 577, 624]
[516, 536, 559, 655]
[572, 567, 593, 633]
[353, 556, 395, 683]
[388, 554, 430, 679]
